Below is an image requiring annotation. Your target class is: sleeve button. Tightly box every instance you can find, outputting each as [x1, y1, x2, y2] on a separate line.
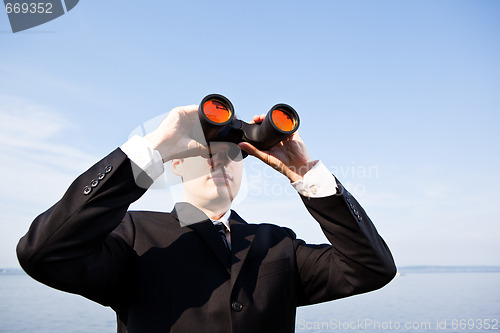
[83, 186, 92, 195]
[104, 165, 113, 174]
[90, 179, 99, 188]
[97, 173, 105, 180]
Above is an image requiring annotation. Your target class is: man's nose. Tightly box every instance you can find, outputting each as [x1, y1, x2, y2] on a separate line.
[207, 144, 231, 168]
[209, 150, 230, 168]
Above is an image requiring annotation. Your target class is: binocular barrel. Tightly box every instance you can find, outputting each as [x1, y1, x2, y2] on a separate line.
[198, 94, 300, 151]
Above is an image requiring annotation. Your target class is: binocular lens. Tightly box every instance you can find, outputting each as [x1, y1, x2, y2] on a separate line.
[271, 108, 297, 132]
[202, 100, 232, 124]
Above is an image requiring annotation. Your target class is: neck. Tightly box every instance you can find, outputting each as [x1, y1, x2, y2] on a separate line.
[183, 189, 233, 220]
[197, 205, 229, 220]
[184, 197, 230, 220]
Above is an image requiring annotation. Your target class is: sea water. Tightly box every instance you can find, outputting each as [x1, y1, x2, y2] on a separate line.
[1, 270, 499, 332]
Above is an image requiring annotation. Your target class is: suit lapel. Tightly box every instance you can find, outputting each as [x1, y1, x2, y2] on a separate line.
[172, 203, 231, 274]
[228, 210, 256, 290]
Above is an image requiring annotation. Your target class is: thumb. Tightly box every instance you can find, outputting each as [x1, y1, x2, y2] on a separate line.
[238, 141, 279, 171]
[238, 142, 297, 181]
[238, 142, 265, 160]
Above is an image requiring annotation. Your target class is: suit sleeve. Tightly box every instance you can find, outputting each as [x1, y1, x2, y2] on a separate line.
[294, 180, 397, 306]
[16, 148, 148, 307]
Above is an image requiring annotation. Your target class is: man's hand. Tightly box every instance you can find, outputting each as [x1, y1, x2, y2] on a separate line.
[144, 105, 208, 162]
[238, 114, 317, 183]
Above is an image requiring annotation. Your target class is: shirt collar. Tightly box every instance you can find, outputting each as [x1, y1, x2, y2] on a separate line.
[211, 210, 231, 231]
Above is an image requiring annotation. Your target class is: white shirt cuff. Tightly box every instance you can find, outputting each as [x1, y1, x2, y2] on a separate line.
[291, 161, 338, 198]
[120, 135, 164, 188]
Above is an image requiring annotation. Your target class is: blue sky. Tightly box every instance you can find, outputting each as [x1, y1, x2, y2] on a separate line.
[1, 0, 499, 268]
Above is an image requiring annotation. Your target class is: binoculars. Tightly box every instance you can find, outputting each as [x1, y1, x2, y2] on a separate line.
[197, 94, 300, 154]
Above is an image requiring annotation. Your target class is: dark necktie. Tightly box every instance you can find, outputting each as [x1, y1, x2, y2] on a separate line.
[214, 222, 231, 252]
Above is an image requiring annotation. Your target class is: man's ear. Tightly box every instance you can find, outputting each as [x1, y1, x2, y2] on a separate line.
[170, 159, 184, 177]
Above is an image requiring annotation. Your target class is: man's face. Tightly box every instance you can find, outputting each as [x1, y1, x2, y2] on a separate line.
[171, 142, 244, 209]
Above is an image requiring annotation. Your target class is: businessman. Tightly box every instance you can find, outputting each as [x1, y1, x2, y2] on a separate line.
[17, 104, 396, 333]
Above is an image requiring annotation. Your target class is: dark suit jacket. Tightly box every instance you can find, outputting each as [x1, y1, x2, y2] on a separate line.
[17, 148, 396, 333]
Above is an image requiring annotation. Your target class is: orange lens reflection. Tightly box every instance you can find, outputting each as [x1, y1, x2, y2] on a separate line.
[203, 100, 232, 123]
[271, 109, 296, 132]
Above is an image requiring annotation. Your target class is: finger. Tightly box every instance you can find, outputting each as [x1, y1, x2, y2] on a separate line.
[249, 115, 262, 124]
[238, 142, 263, 158]
[180, 104, 199, 115]
[251, 114, 265, 124]
[166, 143, 209, 160]
[238, 142, 291, 178]
[238, 142, 272, 167]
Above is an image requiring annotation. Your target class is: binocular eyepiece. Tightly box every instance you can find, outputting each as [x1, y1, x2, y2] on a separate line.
[197, 94, 300, 153]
